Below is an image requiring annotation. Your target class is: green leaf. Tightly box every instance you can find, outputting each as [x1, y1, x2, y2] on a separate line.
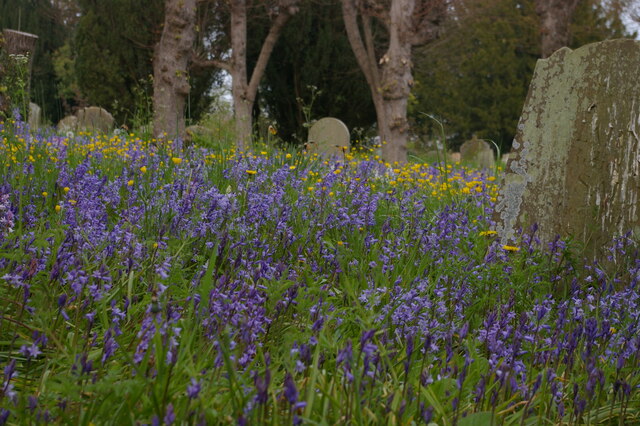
[458, 411, 495, 426]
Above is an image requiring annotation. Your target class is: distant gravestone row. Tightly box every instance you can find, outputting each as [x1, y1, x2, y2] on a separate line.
[57, 106, 115, 134]
[494, 39, 640, 257]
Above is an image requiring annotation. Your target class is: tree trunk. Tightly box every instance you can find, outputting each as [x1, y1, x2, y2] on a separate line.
[342, 0, 416, 164]
[229, 0, 297, 149]
[535, 0, 581, 58]
[379, 0, 414, 164]
[153, 0, 196, 140]
[229, 0, 252, 148]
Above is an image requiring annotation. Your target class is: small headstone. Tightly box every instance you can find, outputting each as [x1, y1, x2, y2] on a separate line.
[450, 152, 461, 163]
[307, 117, 350, 157]
[76, 106, 114, 133]
[28, 102, 41, 130]
[494, 39, 640, 256]
[57, 115, 78, 133]
[185, 125, 212, 144]
[460, 135, 495, 169]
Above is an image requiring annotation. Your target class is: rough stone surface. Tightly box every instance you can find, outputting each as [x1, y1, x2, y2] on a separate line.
[494, 39, 640, 256]
[307, 117, 350, 157]
[57, 115, 78, 133]
[76, 106, 114, 133]
[28, 102, 41, 130]
[460, 135, 495, 169]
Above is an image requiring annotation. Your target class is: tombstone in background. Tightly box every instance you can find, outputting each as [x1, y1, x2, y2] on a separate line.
[76, 106, 115, 133]
[307, 117, 350, 157]
[460, 135, 495, 169]
[57, 115, 78, 133]
[494, 39, 640, 257]
[28, 102, 41, 130]
[185, 125, 213, 145]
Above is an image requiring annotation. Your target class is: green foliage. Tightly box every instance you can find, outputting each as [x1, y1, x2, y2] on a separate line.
[52, 41, 82, 113]
[410, 0, 636, 154]
[256, 0, 377, 145]
[410, 0, 539, 153]
[0, 0, 67, 123]
[0, 34, 32, 121]
[74, 0, 163, 125]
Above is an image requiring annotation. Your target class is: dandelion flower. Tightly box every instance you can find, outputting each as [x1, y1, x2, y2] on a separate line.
[63, 187, 70, 193]
[55, 205, 61, 212]
[42, 192, 48, 197]
[127, 180, 134, 187]
[171, 157, 182, 165]
[246, 170, 257, 175]
[502, 245, 520, 252]
[479, 230, 497, 237]
[140, 166, 147, 173]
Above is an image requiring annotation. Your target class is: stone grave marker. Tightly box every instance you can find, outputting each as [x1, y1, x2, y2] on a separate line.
[307, 117, 350, 157]
[460, 135, 495, 169]
[76, 106, 115, 133]
[494, 39, 640, 257]
[57, 115, 78, 133]
[28, 102, 41, 130]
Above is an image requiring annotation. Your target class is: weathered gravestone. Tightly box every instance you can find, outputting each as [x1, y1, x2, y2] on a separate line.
[307, 117, 350, 157]
[28, 102, 41, 130]
[494, 39, 640, 256]
[460, 135, 495, 169]
[76, 106, 115, 133]
[57, 115, 78, 133]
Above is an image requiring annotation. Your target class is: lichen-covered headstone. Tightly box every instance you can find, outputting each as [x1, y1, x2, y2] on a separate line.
[307, 117, 350, 157]
[460, 135, 495, 169]
[28, 102, 41, 130]
[494, 39, 640, 256]
[76, 106, 114, 133]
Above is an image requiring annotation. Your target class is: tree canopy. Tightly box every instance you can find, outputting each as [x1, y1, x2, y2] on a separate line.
[409, 0, 635, 154]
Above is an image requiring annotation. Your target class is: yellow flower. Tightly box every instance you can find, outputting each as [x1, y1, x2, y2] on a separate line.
[69, 200, 77, 206]
[153, 242, 159, 249]
[42, 192, 48, 197]
[307, 186, 314, 192]
[171, 157, 182, 165]
[127, 180, 134, 186]
[55, 205, 61, 212]
[63, 187, 70, 193]
[479, 230, 497, 237]
[268, 125, 277, 135]
[502, 245, 520, 252]
[289, 166, 296, 170]
[246, 170, 257, 175]
[285, 153, 292, 159]
[337, 241, 344, 246]
[140, 166, 147, 173]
